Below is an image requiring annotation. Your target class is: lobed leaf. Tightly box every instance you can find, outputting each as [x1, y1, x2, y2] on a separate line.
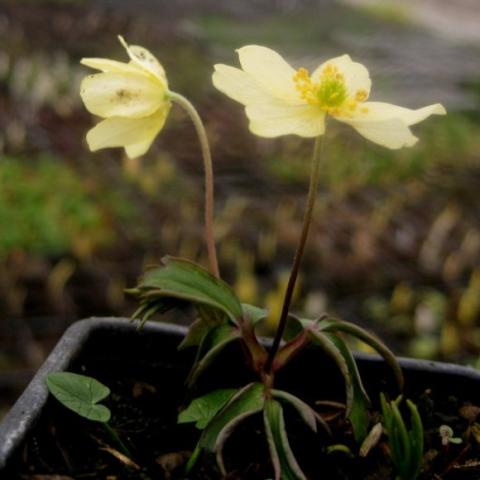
[177, 317, 210, 350]
[186, 324, 241, 387]
[326, 333, 371, 442]
[272, 389, 330, 435]
[273, 330, 311, 373]
[188, 383, 264, 473]
[133, 256, 243, 323]
[178, 388, 237, 429]
[242, 303, 269, 325]
[197, 303, 229, 324]
[179, 304, 230, 350]
[130, 297, 179, 328]
[264, 398, 307, 480]
[307, 328, 370, 441]
[306, 331, 352, 411]
[283, 313, 325, 341]
[46, 372, 111, 423]
[320, 318, 404, 391]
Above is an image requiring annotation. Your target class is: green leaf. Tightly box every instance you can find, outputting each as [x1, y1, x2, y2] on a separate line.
[381, 395, 424, 480]
[242, 303, 269, 325]
[273, 330, 310, 372]
[197, 303, 229, 325]
[178, 389, 237, 429]
[179, 305, 229, 350]
[134, 256, 243, 323]
[321, 319, 404, 391]
[284, 313, 325, 341]
[326, 333, 371, 442]
[406, 399, 424, 479]
[390, 400, 411, 477]
[188, 383, 264, 474]
[307, 331, 353, 412]
[178, 318, 210, 350]
[264, 398, 307, 480]
[46, 372, 111, 423]
[272, 389, 330, 434]
[308, 329, 370, 441]
[130, 297, 179, 328]
[201, 383, 264, 451]
[186, 324, 241, 387]
[380, 393, 393, 434]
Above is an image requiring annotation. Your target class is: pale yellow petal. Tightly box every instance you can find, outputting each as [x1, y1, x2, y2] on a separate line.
[245, 100, 325, 138]
[124, 138, 157, 159]
[237, 45, 300, 104]
[338, 116, 418, 149]
[80, 58, 145, 75]
[212, 64, 268, 106]
[312, 54, 371, 97]
[86, 107, 170, 158]
[80, 72, 166, 119]
[350, 102, 446, 126]
[118, 35, 168, 87]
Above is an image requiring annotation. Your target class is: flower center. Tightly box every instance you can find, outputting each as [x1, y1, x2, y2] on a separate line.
[293, 64, 369, 115]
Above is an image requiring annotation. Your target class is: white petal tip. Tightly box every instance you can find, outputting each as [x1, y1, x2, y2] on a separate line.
[235, 45, 260, 54]
[407, 136, 419, 147]
[124, 147, 143, 159]
[393, 136, 418, 150]
[85, 134, 100, 152]
[434, 104, 447, 115]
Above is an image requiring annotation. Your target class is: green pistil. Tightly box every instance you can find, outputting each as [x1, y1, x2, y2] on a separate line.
[317, 78, 348, 108]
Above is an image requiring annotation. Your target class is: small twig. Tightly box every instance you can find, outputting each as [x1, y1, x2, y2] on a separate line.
[439, 443, 471, 477]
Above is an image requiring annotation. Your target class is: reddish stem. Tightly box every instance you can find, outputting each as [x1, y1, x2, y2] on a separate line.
[265, 134, 325, 373]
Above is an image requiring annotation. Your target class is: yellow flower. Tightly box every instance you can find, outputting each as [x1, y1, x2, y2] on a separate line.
[212, 45, 446, 149]
[80, 36, 171, 159]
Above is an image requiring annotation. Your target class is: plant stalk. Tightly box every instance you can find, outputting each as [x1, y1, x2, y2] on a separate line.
[265, 133, 326, 373]
[103, 422, 132, 458]
[168, 91, 220, 278]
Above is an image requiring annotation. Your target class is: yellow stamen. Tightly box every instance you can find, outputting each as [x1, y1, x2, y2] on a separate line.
[355, 89, 369, 102]
[293, 64, 348, 111]
[293, 67, 317, 105]
[348, 100, 357, 111]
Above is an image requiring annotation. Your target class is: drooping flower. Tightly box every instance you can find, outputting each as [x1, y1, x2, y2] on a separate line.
[212, 45, 446, 149]
[80, 36, 171, 159]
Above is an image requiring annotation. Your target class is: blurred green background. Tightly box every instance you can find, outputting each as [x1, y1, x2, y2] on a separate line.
[1, 0, 480, 416]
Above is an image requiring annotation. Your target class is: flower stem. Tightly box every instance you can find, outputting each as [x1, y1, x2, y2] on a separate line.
[265, 133, 326, 373]
[168, 91, 220, 278]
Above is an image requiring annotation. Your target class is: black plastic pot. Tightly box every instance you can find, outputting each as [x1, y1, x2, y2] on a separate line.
[1, 317, 480, 476]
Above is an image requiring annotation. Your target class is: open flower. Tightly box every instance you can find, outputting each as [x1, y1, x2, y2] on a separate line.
[212, 46, 446, 149]
[80, 36, 171, 159]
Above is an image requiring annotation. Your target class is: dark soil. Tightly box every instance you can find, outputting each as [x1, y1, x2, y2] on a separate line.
[4, 339, 480, 480]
